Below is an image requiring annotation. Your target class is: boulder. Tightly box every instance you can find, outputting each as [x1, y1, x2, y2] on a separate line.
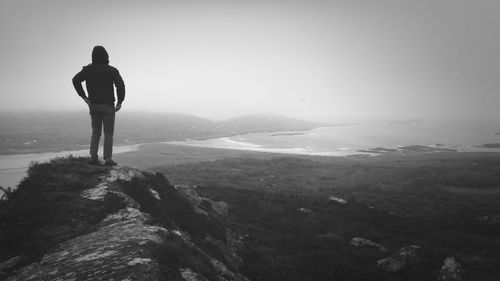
[297, 207, 313, 214]
[479, 215, 500, 224]
[203, 199, 229, 216]
[180, 268, 209, 281]
[328, 196, 347, 205]
[377, 245, 422, 272]
[350, 237, 387, 252]
[177, 184, 229, 216]
[438, 257, 464, 281]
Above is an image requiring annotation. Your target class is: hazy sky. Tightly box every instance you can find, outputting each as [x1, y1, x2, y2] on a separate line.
[0, 0, 498, 121]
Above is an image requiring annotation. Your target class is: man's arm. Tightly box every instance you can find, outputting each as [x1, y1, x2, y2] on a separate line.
[72, 68, 90, 105]
[113, 69, 125, 111]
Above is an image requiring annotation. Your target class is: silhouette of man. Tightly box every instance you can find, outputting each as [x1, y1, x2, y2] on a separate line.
[72, 46, 125, 166]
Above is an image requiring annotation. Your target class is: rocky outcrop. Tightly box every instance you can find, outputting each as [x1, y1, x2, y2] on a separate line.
[0, 158, 249, 281]
[297, 207, 313, 214]
[350, 237, 387, 252]
[377, 245, 422, 272]
[328, 195, 347, 205]
[5, 207, 167, 280]
[208, 201, 229, 216]
[175, 184, 229, 216]
[359, 145, 457, 155]
[438, 257, 464, 281]
[479, 215, 500, 224]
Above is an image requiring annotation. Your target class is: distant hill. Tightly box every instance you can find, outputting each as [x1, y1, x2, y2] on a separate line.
[0, 112, 324, 155]
[217, 114, 325, 134]
[388, 118, 426, 125]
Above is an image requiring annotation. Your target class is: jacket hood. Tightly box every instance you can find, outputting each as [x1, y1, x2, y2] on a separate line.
[92, 46, 109, 64]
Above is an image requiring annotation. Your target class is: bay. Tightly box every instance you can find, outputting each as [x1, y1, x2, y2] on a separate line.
[168, 120, 500, 156]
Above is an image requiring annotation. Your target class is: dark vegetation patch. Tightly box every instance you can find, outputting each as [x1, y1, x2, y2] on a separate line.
[157, 156, 500, 217]
[156, 156, 500, 281]
[197, 186, 450, 281]
[0, 156, 117, 277]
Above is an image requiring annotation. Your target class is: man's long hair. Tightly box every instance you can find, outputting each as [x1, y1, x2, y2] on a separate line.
[92, 46, 109, 64]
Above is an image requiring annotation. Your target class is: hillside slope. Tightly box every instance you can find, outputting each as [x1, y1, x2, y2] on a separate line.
[0, 157, 248, 281]
[2, 155, 496, 280]
[156, 155, 500, 281]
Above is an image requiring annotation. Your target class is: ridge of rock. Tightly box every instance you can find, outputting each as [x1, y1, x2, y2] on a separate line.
[0, 157, 248, 281]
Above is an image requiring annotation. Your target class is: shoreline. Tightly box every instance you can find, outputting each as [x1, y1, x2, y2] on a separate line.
[162, 139, 500, 158]
[2, 131, 500, 163]
[3, 140, 500, 193]
[2, 123, 500, 190]
[0, 125, 332, 156]
[3, 120, 499, 157]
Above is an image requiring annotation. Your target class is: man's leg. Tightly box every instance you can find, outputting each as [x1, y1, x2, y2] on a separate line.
[90, 106, 103, 161]
[102, 105, 116, 163]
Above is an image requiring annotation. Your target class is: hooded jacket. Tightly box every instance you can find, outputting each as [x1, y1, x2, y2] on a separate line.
[72, 46, 125, 105]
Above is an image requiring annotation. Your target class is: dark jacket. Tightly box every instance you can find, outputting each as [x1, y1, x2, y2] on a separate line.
[73, 63, 125, 105]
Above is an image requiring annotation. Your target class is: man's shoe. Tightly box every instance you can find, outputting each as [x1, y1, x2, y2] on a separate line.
[88, 158, 100, 165]
[104, 159, 117, 166]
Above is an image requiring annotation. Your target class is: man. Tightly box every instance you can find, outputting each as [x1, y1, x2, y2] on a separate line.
[72, 46, 125, 166]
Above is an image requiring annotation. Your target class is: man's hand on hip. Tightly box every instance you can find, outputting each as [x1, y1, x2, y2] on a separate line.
[115, 103, 122, 112]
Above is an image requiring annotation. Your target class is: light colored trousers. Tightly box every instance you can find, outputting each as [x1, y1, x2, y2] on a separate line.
[89, 104, 115, 161]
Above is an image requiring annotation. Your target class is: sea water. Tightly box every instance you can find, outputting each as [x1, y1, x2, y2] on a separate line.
[170, 119, 500, 156]
[1, 119, 499, 191]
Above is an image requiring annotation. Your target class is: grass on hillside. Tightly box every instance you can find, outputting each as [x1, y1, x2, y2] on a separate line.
[0, 156, 122, 272]
[155, 155, 500, 281]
